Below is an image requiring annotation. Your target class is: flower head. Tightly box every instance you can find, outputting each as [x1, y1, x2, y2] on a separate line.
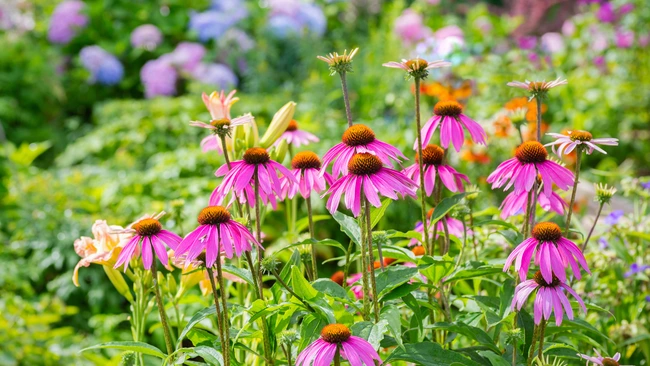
[578, 349, 622, 366]
[130, 24, 163, 50]
[403, 144, 469, 194]
[487, 141, 574, 196]
[114, 212, 183, 271]
[211, 147, 298, 208]
[281, 151, 334, 199]
[47, 0, 88, 44]
[504, 222, 590, 284]
[325, 153, 417, 217]
[274, 120, 319, 148]
[321, 124, 406, 177]
[416, 100, 487, 152]
[175, 206, 260, 267]
[507, 78, 567, 99]
[595, 183, 617, 205]
[317, 47, 359, 75]
[545, 131, 618, 156]
[512, 271, 586, 325]
[383, 57, 451, 79]
[296, 323, 381, 366]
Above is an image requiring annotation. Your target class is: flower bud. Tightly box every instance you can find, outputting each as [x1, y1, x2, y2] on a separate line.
[270, 139, 289, 163]
[102, 265, 134, 302]
[260, 101, 296, 148]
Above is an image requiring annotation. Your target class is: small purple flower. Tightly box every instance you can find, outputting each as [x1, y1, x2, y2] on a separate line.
[48, 0, 88, 44]
[190, 0, 247, 42]
[593, 55, 606, 68]
[140, 58, 177, 98]
[517, 36, 537, 50]
[266, 1, 326, 39]
[646, 295, 650, 302]
[641, 181, 650, 190]
[192, 63, 238, 89]
[131, 24, 163, 50]
[596, 2, 616, 23]
[169, 42, 205, 73]
[624, 263, 650, 278]
[604, 210, 624, 225]
[615, 30, 635, 48]
[79, 46, 124, 85]
[598, 237, 609, 249]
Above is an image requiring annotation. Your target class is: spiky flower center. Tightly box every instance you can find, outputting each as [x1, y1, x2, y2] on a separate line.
[341, 124, 376, 146]
[434, 100, 463, 117]
[320, 324, 351, 344]
[210, 118, 231, 129]
[532, 222, 562, 242]
[569, 130, 593, 142]
[286, 120, 299, 131]
[132, 218, 162, 237]
[406, 58, 428, 72]
[243, 147, 270, 165]
[515, 141, 548, 163]
[533, 271, 560, 287]
[291, 151, 321, 170]
[348, 153, 382, 176]
[198, 206, 231, 225]
[602, 358, 619, 366]
[418, 144, 445, 166]
[528, 81, 548, 93]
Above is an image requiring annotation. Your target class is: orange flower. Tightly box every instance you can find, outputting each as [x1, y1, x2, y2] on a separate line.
[419, 80, 473, 102]
[494, 115, 512, 137]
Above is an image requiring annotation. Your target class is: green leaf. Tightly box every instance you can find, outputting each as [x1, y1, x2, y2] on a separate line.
[351, 320, 388, 349]
[282, 238, 346, 254]
[290, 265, 318, 300]
[384, 342, 480, 365]
[176, 307, 216, 349]
[222, 264, 255, 287]
[295, 215, 330, 233]
[431, 322, 498, 353]
[444, 262, 504, 282]
[299, 314, 325, 350]
[473, 219, 519, 232]
[419, 255, 455, 284]
[429, 193, 468, 224]
[80, 341, 166, 358]
[312, 279, 350, 301]
[381, 282, 420, 302]
[479, 351, 510, 366]
[187, 328, 218, 348]
[370, 198, 392, 229]
[194, 346, 224, 366]
[375, 266, 418, 299]
[381, 305, 403, 348]
[331, 211, 361, 246]
[496, 230, 523, 247]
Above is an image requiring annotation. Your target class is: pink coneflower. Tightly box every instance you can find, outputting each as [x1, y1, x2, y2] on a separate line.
[273, 120, 319, 148]
[578, 349, 623, 366]
[114, 212, 182, 271]
[403, 144, 469, 194]
[487, 141, 574, 196]
[175, 206, 260, 267]
[321, 124, 406, 177]
[210, 147, 298, 208]
[545, 130, 619, 156]
[325, 153, 417, 217]
[382, 57, 451, 79]
[281, 151, 334, 199]
[415, 100, 487, 152]
[504, 222, 590, 284]
[500, 188, 567, 219]
[512, 271, 586, 326]
[409, 210, 470, 246]
[296, 323, 381, 366]
[507, 77, 567, 97]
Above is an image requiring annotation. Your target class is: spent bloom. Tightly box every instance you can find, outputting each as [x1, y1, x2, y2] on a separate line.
[114, 212, 183, 271]
[545, 130, 618, 156]
[296, 323, 381, 366]
[210, 147, 298, 208]
[47, 0, 88, 44]
[578, 349, 622, 366]
[325, 153, 417, 217]
[317, 47, 359, 75]
[512, 271, 586, 326]
[403, 144, 469, 194]
[281, 151, 333, 199]
[193, 89, 247, 153]
[175, 206, 260, 267]
[321, 124, 406, 177]
[274, 120, 319, 148]
[500, 188, 567, 219]
[383, 57, 451, 79]
[507, 77, 567, 99]
[79, 46, 124, 86]
[504, 222, 590, 284]
[416, 100, 487, 152]
[487, 141, 574, 196]
[130, 24, 163, 50]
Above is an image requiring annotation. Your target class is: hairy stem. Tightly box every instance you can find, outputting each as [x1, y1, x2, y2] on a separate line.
[364, 196, 380, 322]
[306, 195, 318, 280]
[565, 152, 582, 236]
[581, 201, 604, 253]
[215, 234, 231, 366]
[339, 72, 353, 127]
[206, 267, 227, 362]
[535, 96, 542, 142]
[150, 265, 174, 355]
[414, 77, 431, 255]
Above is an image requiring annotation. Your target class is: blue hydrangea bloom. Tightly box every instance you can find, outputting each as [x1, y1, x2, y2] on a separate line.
[79, 46, 124, 85]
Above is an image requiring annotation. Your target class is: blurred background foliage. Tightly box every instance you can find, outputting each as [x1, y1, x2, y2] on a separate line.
[1, 0, 649, 364]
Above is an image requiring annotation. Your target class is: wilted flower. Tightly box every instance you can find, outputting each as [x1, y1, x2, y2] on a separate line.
[47, 0, 88, 44]
[296, 323, 381, 366]
[317, 47, 359, 75]
[416, 100, 487, 152]
[507, 78, 567, 99]
[79, 46, 124, 86]
[130, 24, 163, 50]
[545, 130, 618, 156]
[383, 57, 451, 79]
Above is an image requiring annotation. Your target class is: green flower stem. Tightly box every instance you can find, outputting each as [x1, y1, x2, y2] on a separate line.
[565, 152, 582, 236]
[305, 194, 318, 280]
[343, 240, 354, 289]
[358, 203, 371, 320]
[535, 96, 542, 143]
[529, 181, 539, 230]
[215, 237, 231, 366]
[339, 72, 353, 127]
[469, 204, 478, 261]
[581, 201, 604, 253]
[206, 267, 228, 365]
[363, 196, 380, 322]
[527, 323, 540, 366]
[334, 347, 341, 366]
[414, 77, 431, 255]
[537, 319, 547, 360]
[150, 265, 174, 355]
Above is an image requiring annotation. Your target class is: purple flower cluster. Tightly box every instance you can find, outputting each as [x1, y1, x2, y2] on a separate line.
[79, 46, 124, 85]
[266, 0, 326, 38]
[131, 24, 163, 50]
[189, 0, 247, 42]
[48, 0, 88, 44]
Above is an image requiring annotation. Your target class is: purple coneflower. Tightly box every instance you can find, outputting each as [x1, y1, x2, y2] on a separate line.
[321, 124, 406, 177]
[545, 130, 619, 156]
[211, 147, 298, 208]
[296, 323, 381, 366]
[512, 271, 586, 326]
[274, 120, 319, 148]
[487, 141, 574, 196]
[504, 222, 590, 284]
[500, 188, 567, 219]
[281, 151, 333, 199]
[382, 57, 451, 79]
[410, 214, 469, 246]
[507, 77, 567, 93]
[578, 349, 622, 366]
[325, 153, 417, 217]
[114, 212, 182, 271]
[415, 100, 486, 152]
[175, 206, 260, 267]
[190, 114, 253, 151]
[403, 144, 469, 194]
